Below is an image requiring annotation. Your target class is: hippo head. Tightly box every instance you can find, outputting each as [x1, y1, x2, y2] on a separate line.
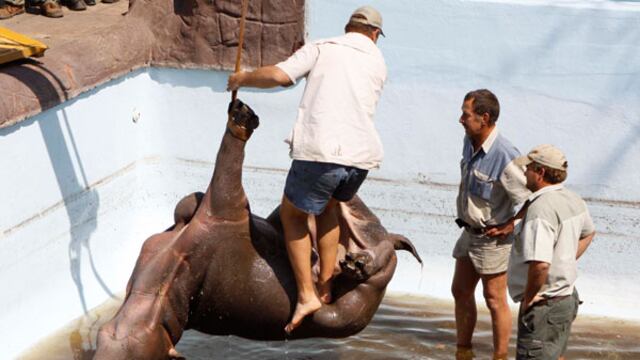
[335, 195, 422, 282]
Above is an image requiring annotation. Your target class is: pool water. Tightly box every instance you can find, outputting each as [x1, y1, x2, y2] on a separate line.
[19, 293, 640, 359]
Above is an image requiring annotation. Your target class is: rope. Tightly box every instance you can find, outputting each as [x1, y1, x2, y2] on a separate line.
[231, 0, 249, 102]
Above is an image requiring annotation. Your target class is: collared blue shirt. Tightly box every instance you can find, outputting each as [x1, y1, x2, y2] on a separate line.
[456, 128, 530, 228]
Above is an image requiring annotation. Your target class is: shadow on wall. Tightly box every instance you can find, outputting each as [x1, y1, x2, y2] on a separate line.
[494, 5, 640, 103]
[3, 64, 114, 356]
[491, 8, 640, 191]
[535, 10, 640, 188]
[595, 114, 640, 186]
[147, 66, 301, 94]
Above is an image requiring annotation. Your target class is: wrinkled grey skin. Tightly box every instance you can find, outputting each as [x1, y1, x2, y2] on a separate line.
[94, 100, 422, 359]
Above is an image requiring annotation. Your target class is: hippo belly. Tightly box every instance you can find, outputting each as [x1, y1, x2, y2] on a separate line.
[188, 218, 297, 339]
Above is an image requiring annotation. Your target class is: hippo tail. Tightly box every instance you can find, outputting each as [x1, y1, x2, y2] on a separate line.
[389, 233, 422, 265]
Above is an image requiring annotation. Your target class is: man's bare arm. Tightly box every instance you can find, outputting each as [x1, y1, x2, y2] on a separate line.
[484, 200, 530, 239]
[576, 231, 595, 260]
[227, 66, 293, 91]
[522, 260, 549, 311]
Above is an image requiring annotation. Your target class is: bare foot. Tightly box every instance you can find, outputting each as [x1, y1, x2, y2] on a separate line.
[284, 297, 322, 334]
[317, 279, 333, 304]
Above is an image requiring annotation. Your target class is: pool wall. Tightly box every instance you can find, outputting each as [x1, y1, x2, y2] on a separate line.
[1, 0, 640, 358]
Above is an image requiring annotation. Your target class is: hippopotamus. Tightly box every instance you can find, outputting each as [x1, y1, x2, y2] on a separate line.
[94, 99, 422, 359]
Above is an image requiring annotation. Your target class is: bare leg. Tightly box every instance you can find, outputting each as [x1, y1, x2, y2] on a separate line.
[451, 257, 480, 354]
[315, 198, 340, 303]
[281, 196, 322, 333]
[481, 272, 511, 359]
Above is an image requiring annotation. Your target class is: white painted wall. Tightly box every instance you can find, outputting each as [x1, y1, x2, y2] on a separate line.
[310, 0, 640, 201]
[1, 0, 639, 357]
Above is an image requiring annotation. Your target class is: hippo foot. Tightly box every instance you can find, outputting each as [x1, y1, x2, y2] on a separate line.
[227, 98, 260, 141]
[339, 251, 373, 281]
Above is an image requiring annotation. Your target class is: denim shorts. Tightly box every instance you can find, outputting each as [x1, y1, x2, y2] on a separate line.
[284, 160, 368, 215]
[516, 289, 579, 360]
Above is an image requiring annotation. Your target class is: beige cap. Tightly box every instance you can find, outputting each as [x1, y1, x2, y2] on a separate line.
[350, 5, 385, 36]
[514, 144, 568, 170]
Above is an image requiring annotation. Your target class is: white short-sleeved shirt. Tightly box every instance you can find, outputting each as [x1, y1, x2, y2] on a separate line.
[275, 32, 387, 170]
[508, 184, 596, 302]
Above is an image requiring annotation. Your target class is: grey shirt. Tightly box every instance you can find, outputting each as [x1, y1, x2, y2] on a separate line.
[508, 184, 596, 302]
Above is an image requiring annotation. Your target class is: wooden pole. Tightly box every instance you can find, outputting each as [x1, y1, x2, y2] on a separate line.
[231, 0, 249, 102]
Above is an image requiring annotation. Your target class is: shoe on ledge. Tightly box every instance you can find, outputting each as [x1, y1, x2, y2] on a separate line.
[40, 0, 63, 17]
[65, 0, 85, 10]
[0, 3, 25, 19]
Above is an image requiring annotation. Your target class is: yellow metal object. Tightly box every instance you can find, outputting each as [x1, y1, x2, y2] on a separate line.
[0, 26, 48, 65]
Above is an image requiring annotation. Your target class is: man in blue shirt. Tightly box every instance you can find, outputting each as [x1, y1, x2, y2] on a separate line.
[452, 89, 530, 360]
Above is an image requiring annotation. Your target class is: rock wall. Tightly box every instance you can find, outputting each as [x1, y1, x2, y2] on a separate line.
[137, 0, 305, 69]
[0, 0, 305, 129]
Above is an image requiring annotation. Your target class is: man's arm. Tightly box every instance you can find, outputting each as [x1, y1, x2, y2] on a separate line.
[484, 200, 529, 238]
[576, 231, 595, 260]
[227, 66, 293, 91]
[484, 160, 532, 239]
[522, 260, 549, 312]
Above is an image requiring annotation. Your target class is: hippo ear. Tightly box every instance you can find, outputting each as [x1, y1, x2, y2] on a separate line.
[389, 233, 422, 264]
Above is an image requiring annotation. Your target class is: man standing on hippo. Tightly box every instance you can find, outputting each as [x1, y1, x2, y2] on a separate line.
[227, 5, 387, 333]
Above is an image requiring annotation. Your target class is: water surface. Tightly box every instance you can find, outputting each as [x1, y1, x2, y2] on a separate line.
[20, 294, 640, 359]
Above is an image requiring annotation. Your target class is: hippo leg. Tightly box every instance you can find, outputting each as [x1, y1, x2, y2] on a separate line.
[95, 100, 259, 360]
[339, 251, 375, 282]
[196, 99, 259, 222]
[173, 192, 204, 231]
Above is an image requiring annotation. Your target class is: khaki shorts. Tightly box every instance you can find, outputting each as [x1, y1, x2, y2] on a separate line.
[452, 229, 512, 274]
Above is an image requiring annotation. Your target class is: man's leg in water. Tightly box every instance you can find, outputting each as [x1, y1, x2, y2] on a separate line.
[316, 198, 340, 303]
[281, 196, 322, 334]
[452, 257, 481, 358]
[481, 271, 511, 359]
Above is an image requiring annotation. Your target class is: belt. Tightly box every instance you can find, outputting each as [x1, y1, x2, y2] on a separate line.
[465, 226, 485, 235]
[455, 218, 486, 235]
[533, 295, 571, 307]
